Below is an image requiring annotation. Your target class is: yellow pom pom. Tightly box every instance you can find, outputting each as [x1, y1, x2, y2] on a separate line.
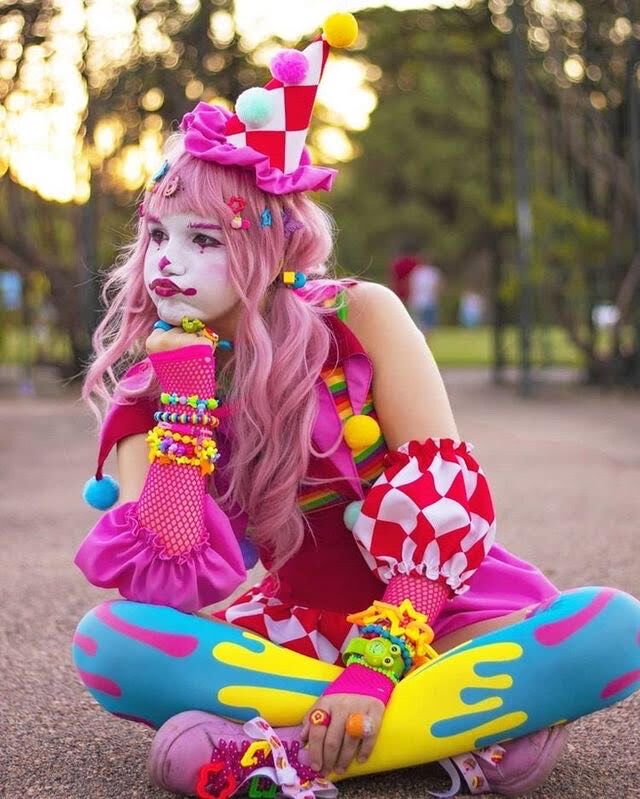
[323, 12, 358, 48]
[343, 414, 381, 450]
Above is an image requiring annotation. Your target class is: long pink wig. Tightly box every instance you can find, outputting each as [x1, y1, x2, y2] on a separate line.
[82, 132, 357, 570]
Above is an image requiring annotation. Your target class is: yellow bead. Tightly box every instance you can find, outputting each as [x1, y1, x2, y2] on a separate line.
[322, 12, 358, 48]
[282, 271, 296, 285]
[343, 414, 381, 450]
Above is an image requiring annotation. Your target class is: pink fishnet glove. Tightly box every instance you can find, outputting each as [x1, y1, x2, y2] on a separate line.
[136, 344, 218, 556]
[322, 663, 394, 706]
[383, 573, 449, 625]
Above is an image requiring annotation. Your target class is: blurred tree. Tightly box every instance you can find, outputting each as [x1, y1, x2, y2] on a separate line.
[331, 1, 640, 386]
[1, 0, 638, 387]
[516, 0, 640, 385]
[0, 0, 255, 378]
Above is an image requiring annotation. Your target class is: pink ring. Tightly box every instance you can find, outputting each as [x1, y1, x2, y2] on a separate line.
[309, 708, 331, 727]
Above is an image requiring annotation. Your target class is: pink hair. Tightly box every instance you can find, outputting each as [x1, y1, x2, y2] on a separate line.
[82, 132, 357, 571]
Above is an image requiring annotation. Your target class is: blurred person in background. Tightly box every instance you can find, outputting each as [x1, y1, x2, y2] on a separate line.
[458, 290, 485, 328]
[389, 247, 419, 305]
[407, 254, 442, 336]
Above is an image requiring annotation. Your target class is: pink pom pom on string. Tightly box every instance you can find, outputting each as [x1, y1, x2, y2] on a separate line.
[270, 49, 309, 85]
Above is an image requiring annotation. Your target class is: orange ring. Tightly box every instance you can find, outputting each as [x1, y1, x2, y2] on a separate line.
[345, 712, 373, 738]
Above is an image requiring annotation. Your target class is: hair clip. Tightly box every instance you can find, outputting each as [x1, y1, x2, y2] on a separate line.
[146, 159, 170, 193]
[227, 196, 251, 229]
[281, 271, 307, 289]
[163, 174, 182, 197]
[260, 208, 273, 228]
[282, 208, 304, 239]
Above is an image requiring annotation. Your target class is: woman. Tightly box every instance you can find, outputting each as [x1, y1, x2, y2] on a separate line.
[72, 14, 640, 799]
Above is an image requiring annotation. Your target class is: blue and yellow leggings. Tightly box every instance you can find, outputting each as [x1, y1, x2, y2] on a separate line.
[71, 586, 640, 777]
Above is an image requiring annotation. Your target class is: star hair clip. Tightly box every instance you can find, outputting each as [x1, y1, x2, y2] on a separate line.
[146, 159, 170, 193]
[227, 196, 251, 230]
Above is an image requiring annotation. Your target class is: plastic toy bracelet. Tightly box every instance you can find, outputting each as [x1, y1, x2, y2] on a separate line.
[360, 624, 416, 675]
[146, 425, 220, 475]
[343, 635, 405, 681]
[341, 653, 400, 685]
[347, 598, 439, 661]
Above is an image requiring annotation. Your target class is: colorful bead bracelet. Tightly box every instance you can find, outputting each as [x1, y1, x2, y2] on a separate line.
[153, 410, 219, 427]
[160, 393, 219, 412]
[146, 425, 219, 476]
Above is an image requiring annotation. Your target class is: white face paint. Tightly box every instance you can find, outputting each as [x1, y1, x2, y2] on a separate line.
[143, 212, 241, 327]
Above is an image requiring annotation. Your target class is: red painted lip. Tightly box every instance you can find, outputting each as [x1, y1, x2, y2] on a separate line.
[149, 278, 197, 297]
[150, 278, 181, 290]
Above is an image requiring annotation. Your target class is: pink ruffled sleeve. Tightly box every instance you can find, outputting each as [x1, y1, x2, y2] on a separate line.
[74, 344, 246, 612]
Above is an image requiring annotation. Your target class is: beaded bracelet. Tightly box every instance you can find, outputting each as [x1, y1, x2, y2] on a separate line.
[160, 393, 219, 412]
[146, 425, 220, 475]
[154, 410, 220, 427]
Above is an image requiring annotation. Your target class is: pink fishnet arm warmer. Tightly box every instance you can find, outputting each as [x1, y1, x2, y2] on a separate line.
[136, 344, 216, 556]
[322, 663, 394, 706]
[383, 573, 449, 625]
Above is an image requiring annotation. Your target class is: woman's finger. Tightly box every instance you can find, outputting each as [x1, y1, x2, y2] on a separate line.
[358, 722, 380, 763]
[321, 710, 347, 776]
[307, 708, 331, 772]
[334, 723, 361, 774]
[355, 703, 384, 763]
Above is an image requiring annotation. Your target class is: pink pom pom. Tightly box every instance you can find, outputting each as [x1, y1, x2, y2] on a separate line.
[270, 50, 309, 85]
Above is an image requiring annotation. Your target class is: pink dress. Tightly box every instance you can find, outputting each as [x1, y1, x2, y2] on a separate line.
[93, 303, 559, 666]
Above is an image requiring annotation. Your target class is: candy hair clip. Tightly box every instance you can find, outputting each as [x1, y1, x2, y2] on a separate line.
[227, 195, 251, 230]
[282, 208, 304, 239]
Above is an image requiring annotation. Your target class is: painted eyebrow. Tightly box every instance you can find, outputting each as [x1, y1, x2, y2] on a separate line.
[145, 216, 221, 231]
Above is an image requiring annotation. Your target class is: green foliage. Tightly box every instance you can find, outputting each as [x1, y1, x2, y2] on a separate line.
[331, 6, 503, 282]
[490, 190, 611, 307]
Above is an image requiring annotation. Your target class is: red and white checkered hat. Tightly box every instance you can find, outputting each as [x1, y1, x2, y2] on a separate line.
[225, 36, 331, 177]
[179, 13, 359, 194]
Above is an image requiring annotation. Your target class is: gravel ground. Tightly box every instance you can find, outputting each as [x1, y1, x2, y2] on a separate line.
[1, 370, 639, 799]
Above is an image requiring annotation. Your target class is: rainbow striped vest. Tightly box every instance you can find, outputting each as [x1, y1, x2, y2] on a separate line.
[297, 292, 389, 514]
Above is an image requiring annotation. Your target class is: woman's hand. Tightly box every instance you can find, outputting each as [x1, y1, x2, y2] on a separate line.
[145, 325, 214, 355]
[300, 693, 385, 777]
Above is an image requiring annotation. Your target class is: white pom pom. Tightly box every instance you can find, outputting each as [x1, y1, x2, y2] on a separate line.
[236, 87, 274, 129]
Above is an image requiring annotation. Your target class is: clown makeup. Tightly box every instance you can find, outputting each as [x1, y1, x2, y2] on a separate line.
[143, 212, 241, 327]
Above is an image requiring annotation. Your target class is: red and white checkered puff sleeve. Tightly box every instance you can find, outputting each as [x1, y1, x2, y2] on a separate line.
[351, 438, 497, 598]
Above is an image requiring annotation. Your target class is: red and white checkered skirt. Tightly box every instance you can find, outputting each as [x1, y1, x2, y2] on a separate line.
[208, 577, 360, 666]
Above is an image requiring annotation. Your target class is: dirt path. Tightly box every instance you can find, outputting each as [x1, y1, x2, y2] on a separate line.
[1, 371, 638, 798]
